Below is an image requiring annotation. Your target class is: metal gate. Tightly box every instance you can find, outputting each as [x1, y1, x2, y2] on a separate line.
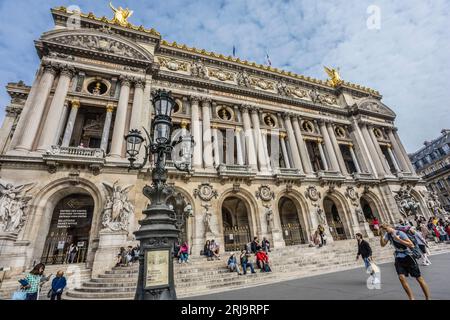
[41, 232, 88, 264]
[223, 226, 251, 252]
[281, 223, 305, 246]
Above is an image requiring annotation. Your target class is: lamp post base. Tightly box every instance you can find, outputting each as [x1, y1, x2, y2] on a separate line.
[134, 203, 179, 300]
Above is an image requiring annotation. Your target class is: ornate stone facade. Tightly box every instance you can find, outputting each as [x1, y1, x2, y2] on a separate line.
[0, 6, 434, 276]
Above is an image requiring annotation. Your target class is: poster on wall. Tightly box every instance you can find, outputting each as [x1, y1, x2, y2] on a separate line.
[57, 241, 65, 250]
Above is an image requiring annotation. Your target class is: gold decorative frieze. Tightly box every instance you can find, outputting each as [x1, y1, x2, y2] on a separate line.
[158, 57, 189, 72]
[291, 87, 308, 99]
[208, 69, 235, 82]
[251, 78, 275, 91]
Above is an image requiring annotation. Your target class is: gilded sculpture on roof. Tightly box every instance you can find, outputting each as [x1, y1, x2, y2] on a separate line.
[109, 2, 133, 27]
[324, 66, 343, 87]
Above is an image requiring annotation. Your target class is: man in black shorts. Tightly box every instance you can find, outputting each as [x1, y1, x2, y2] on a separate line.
[379, 223, 430, 300]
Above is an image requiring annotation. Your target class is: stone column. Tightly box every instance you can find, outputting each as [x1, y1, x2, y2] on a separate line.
[388, 129, 410, 172]
[387, 146, 401, 172]
[190, 96, 203, 169]
[261, 130, 272, 170]
[360, 124, 386, 176]
[139, 79, 152, 162]
[15, 63, 57, 152]
[54, 101, 69, 146]
[37, 65, 75, 152]
[392, 129, 416, 174]
[368, 126, 392, 174]
[319, 120, 339, 172]
[9, 64, 44, 151]
[212, 125, 221, 167]
[280, 133, 291, 168]
[0, 108, 19, 153]
[318, 141, 329, 171]
[283, 113, 303, 172]
[100, 104, 114, 152]
[349, 145, 361, 173]
[109, 76, 131, 158]
[350, 119, 374, 175]
[61, 99, 80, 147]
[129, 79, 144, 131]
[292, 116, 313, 173]
[327, 123, 348, 175]
[235, 127, 244, 165]
[250, 107, 270, 172]
[201, 98, 214, 169]
[241, 106, 258, 170]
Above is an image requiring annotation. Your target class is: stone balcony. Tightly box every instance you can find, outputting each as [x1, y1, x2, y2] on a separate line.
[42, 145, 105, 174]
[352, 172, 378, 183]
[317, 170, 345, 182]
[273, 167, 305, 180]
[217, 164, 256, 179]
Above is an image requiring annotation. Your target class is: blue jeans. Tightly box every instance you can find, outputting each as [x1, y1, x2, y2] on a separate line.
[363, 257, 371, 270]
[241, 262, 255, 274]
[180, 253, 189, 262]
[228, 262, 241, 274]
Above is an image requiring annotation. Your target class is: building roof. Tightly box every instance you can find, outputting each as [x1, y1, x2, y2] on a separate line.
[409, 129, 450, 163]
[51, 6, 380, 96]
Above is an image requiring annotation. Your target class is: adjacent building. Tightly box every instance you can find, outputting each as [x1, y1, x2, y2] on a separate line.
[0, 5, 436, 277]
[410, 129, 450, 213]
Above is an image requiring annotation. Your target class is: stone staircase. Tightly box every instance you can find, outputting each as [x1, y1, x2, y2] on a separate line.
[62, 239, 450, 300]
[0, 263, 91, 300]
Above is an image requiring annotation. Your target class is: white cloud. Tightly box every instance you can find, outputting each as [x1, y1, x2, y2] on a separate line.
[0, 0, 448, 152]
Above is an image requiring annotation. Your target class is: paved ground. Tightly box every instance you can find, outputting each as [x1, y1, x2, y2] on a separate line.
[187, 252, 450, 300]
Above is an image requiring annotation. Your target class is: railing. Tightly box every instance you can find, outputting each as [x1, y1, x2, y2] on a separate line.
[279, 168, 301, 175]
[48, 146, 105, 158]
[218, 164, 255, 178]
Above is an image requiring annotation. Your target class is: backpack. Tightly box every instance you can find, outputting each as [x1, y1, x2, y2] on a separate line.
[391, 226, 422, 259]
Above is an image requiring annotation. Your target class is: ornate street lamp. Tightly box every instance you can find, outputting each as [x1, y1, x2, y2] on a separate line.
[124, 89, 194, 300]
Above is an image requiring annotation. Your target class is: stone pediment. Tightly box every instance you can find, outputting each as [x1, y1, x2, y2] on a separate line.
[39, 29, 153, 64]
[354, 96, 396, 118]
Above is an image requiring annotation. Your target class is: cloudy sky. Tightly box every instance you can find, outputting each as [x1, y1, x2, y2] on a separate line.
[0, 0, 448, 152]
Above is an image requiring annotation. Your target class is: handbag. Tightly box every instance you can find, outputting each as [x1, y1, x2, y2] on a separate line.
[47, 288, 54, 298]
[12, 290, 27, 300]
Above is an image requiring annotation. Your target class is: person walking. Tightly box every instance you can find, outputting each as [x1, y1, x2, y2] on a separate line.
[49, 271, 67, 300]
[67, 243, 78, 264]
[21, 263, 51, 300]
[379, 223, 431, 300]
[355, 233, 373, 274]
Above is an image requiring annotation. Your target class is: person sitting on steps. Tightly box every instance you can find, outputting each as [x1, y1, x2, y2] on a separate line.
[250, 237, 261, 253]
[240, 249, 256, 275]
[209, 239, 221, 260]
[227, 253, 242, 275]
[256, 248, 271, 272]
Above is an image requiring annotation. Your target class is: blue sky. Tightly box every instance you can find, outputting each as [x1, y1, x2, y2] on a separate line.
[0, 0, 449, 152]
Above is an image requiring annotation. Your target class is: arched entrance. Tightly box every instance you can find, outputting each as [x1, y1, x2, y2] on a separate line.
[41, 193, 94, 264]
[222, 196, 252, 252]
[323, 196, 348, 240]
[278, 196, 306, 245]
[360, 196, 382, 231]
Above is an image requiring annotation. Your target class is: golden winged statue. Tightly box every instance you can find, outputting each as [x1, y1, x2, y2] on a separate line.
[324, 66, 343, 87]
[109, 2, 134, 27]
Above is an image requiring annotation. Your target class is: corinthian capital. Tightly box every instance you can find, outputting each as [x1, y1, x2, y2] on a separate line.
[189, 95, 201, 103]
[134, 78, 145, 89]
[119, 75, 132, 87]
[42, 61, 58, 75]
[240, 104, 250, 113]
[248, 105, 259, 114]
[200, 96, 212, 105]
[59, 65, 76, 78]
